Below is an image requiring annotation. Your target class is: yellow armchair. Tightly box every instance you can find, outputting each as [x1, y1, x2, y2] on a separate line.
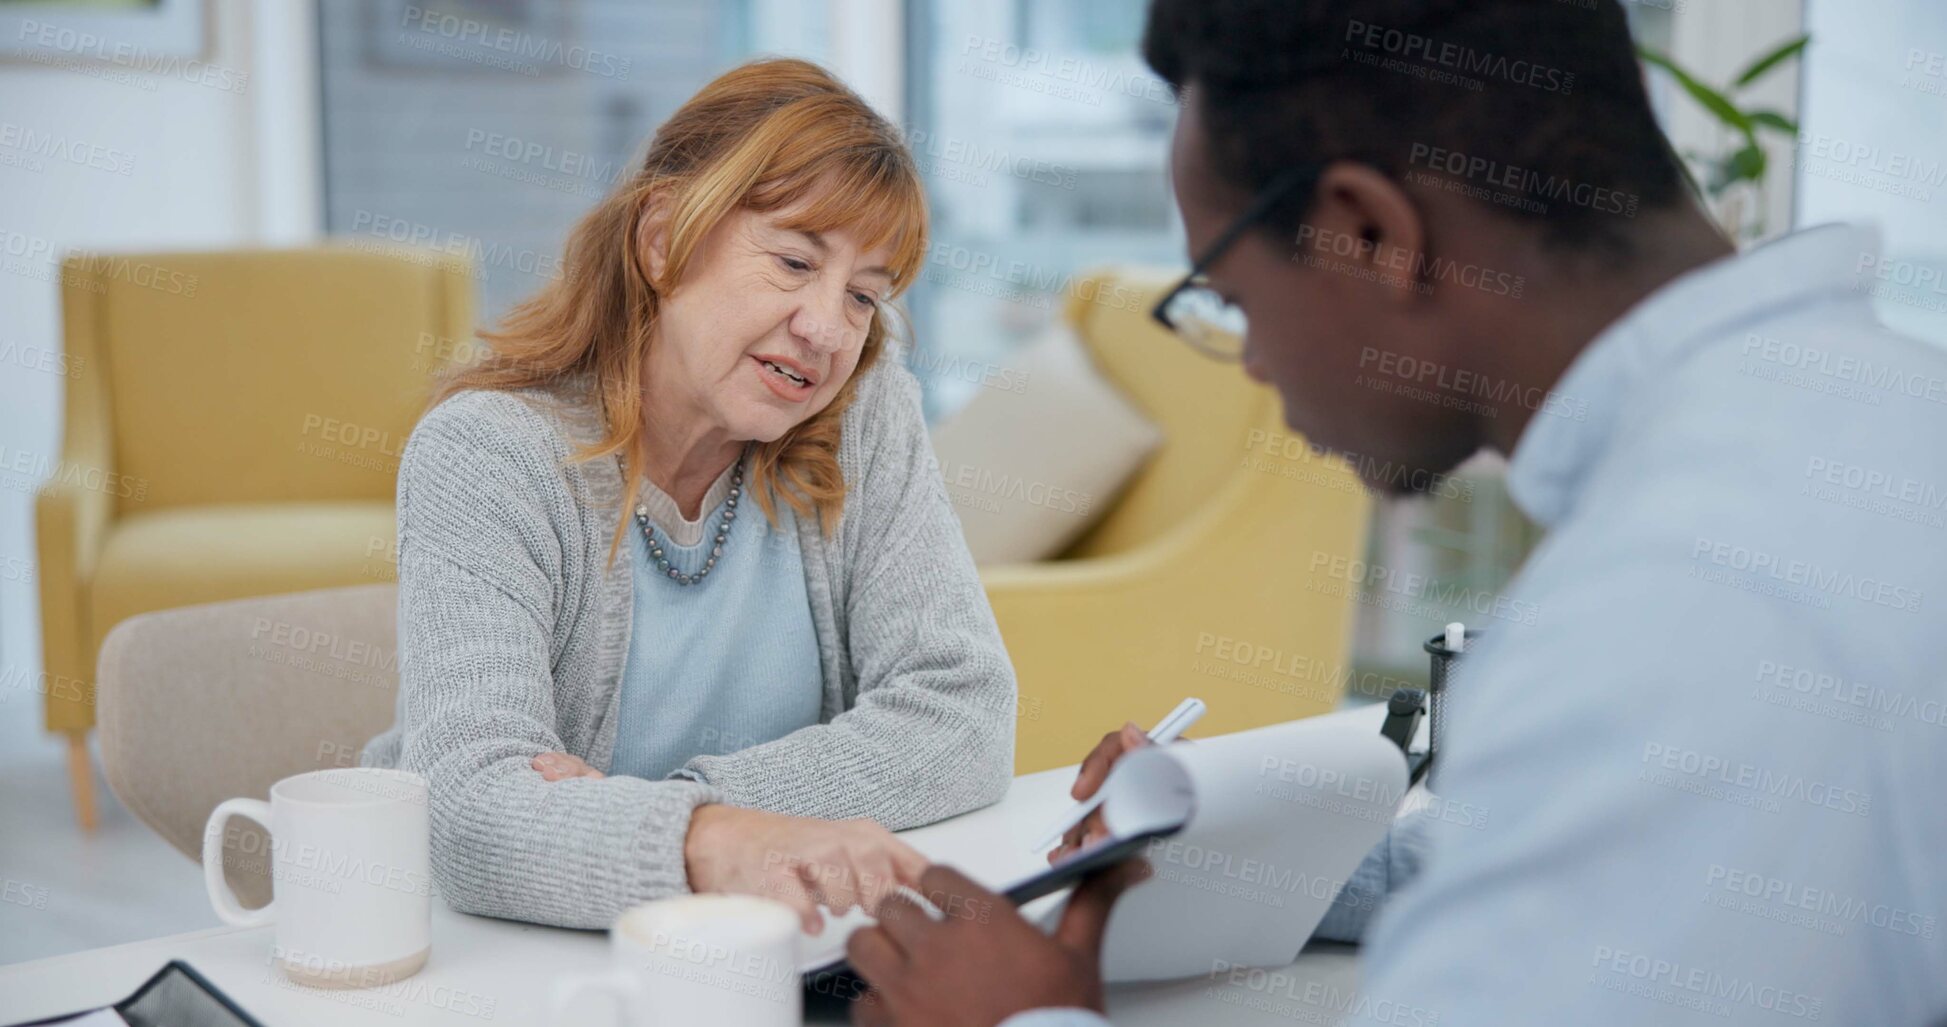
[985, 268, 1371, 774]
[36, 246, 472, 829]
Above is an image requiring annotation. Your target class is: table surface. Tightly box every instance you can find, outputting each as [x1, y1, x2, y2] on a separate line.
[1, 707, 1386, 1026]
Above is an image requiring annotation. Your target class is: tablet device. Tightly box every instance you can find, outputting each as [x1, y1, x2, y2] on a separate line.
[11, 960, 267, 1027]
[802, 820, 1182, 1005]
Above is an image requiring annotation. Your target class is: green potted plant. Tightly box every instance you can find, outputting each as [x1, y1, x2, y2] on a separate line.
[1638, 34, 1809, 242]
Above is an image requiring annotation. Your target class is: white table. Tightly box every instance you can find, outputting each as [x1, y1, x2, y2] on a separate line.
[1, 708, 1389, 1026]
[0, 883, 1359, 1027]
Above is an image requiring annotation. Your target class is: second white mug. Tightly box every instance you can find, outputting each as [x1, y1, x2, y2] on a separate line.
[551, 894, 802, 1026]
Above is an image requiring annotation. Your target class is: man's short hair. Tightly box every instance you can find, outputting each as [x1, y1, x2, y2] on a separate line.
[1142, 0, 1691, 250]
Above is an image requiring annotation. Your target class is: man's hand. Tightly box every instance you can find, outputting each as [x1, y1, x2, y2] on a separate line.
[845, 861, 1148, 1026]
[1049, 723, 1150, 863]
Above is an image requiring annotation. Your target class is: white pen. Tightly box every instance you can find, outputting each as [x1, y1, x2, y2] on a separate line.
[1030, 697, 1206, 853]
[1445, 622, 1466, 652]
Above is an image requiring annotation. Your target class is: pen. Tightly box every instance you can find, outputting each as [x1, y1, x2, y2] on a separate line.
[1030, 697, 1206, 853]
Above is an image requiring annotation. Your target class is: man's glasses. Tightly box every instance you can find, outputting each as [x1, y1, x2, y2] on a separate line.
[1151, 167, 1319, 361]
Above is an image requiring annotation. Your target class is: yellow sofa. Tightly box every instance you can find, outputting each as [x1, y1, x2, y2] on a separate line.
[984, 268, 1371, 774]
[36, 246, 472, 829]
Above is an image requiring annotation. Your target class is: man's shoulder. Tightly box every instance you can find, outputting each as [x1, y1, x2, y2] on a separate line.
[1511, 307, 1947, 690]
[1603, 306, 1947, 532]
[1685, 299, 1947, 440]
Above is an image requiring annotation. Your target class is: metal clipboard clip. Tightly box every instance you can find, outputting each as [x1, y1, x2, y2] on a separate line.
[1379, 687, 1433, 786]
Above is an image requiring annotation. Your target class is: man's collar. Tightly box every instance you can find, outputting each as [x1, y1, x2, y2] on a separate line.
[1504, 223, 1883, 529]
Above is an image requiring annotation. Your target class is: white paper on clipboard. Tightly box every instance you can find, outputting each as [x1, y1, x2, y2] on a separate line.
[1040, 715, 1409, 982]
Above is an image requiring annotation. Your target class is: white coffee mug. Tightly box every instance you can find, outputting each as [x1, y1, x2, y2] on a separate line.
[202, 767, 432, 989]
[551, 894, 801, 1026]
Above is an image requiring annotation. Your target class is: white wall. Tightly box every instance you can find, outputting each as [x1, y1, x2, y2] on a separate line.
[1797, 0, 1947, 346]
[0, 0, 318, 716]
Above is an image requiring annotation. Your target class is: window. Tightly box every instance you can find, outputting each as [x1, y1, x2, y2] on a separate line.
[902, 0, 1181, 418]
[317, 0, 829, 325]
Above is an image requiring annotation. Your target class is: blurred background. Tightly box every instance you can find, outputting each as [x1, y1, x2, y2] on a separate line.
[2, 0, 1943, 964]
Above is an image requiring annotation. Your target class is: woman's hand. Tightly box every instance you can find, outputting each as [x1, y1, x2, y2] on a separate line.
[1048, 722, 1152, 864]
[531, 752, 604, 781]
[683, 804, 927, 933]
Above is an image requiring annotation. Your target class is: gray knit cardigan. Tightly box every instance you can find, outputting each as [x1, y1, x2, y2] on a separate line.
[362, 358, 1017, 929]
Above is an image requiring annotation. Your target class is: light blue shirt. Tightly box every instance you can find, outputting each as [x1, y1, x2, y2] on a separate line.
[1009, 224, 1947, 1027]
[607, 468, 823, 781]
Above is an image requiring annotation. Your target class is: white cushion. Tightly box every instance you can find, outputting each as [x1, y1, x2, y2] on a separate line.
[927, 324, 1162, 565]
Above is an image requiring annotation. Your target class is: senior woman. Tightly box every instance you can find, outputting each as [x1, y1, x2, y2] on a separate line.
[361, 58, 1016, 932]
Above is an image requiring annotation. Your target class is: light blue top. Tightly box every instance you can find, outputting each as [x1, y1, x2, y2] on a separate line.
[608, 459, 824, 782]
[1009, 225, 1947, 1027]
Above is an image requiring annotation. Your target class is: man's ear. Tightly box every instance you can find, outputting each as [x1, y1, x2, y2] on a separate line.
[1305, 161, 1426, 305]
[634, 195, 672, 285]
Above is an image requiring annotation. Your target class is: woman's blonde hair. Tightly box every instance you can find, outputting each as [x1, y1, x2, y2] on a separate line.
[432, 58, 928, 562]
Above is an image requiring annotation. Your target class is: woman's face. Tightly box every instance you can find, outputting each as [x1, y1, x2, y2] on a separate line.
[644, 198, 896, 444]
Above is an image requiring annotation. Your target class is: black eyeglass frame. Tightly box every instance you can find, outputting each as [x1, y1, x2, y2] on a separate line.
[1150, 165, 1322, 357]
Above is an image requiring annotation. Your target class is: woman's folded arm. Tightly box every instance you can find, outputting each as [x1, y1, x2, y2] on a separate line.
[387, 395, 723, 929]
[397, 547, 721, 929]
